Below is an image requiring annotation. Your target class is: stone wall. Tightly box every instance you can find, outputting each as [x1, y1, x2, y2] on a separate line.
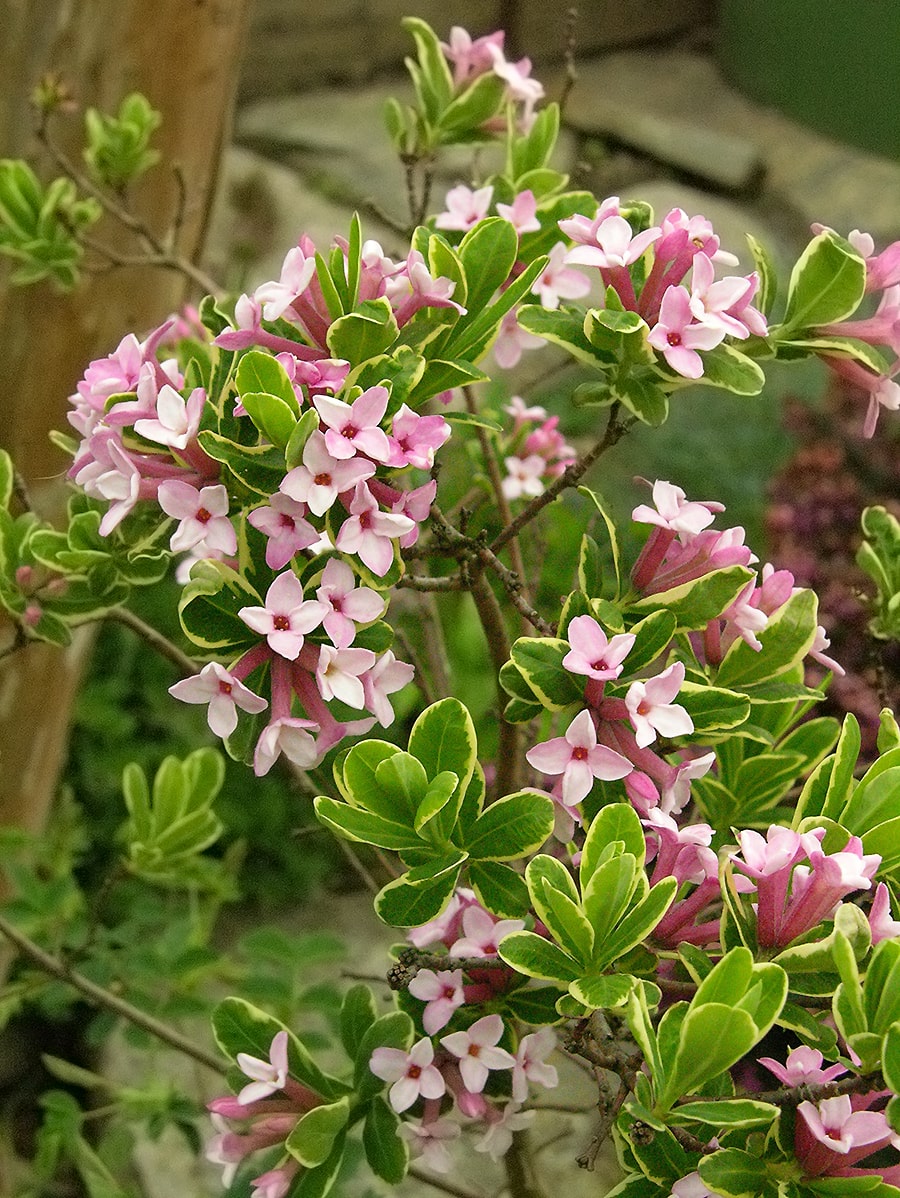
[239, 0, 714, 97]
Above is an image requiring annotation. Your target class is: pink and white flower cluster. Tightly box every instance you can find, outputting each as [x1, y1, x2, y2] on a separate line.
[205, 1032, 321, 1198]
[500, 396, 576, 500]
[731, 825, 880, 948]
[439, 26, 545, 133]
[560, 197, 767, 380]
[631, 480, 843, 677]
[813, 225, 900, 437]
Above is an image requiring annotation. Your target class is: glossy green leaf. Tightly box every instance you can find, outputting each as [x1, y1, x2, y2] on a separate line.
[339, 984, 378, 1059]
[465, 790, 553, 861]
[313, 796, 422, 851]
[235, 349, 299, 413]
[658, 1002, 759, 1112]
[353, 1010, 414, 1093]
[510, 637, 583, 710]
[326, 298, 399, 362]
[240, 390, 296, 449]
[692, 345, 765, 395]
[498, 930, 582, 982]
[468, 859, 530, 918]
[285, 1096, 349, 1167]
[780, 230, 866, 333]
[670, 1098, 778, 1128]
[374, 851, 466, 927]
[716, 588, 818, 690]
[363, 1097, 409, 1183]
[628, 565, 755, 632]
[569, 973, 635, 1010]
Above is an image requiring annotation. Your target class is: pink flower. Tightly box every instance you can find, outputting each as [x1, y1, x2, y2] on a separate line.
[632, 480, 723, 538]
[758, 1047, 846, 1088]
[254, 244, 317, 322]
[475, 1101, 535, 1161]
[440, 26, 505, 87]
[397, 1116, 461, 1173]
[313, 385, 391, 463]
[334, 482, 415, 576]
[408, 968, 465, 1035]
[493, 307, 543, 369]
[531, 242, 591, 310]
[386, 251, 466, 326]
[511, 1029, 558, 1103]
[248, 493, 319, 571]
[361, 649, 415, 726]
[93, 438, 143, 535]
[239, 572, 328, 660]
[501, 454, 546, 500]
[796, 1095, 900, 1174]
[369, 1038, 446, 1113]
[563, 615, 635, 681]
[316, 644, 376, 708]
[134, 383, 205, 450]
[647, 285, 725, 378]
[496, 190, 541, 236]
[868, 881, 900, 944]
[169, 663, 267, 738]
[440, 1014, 515, 1093]
[449, 906, 525, 958]
[253, 716, 320, 776]
[385, 404, 451, 470]
[158, 481, 238, 557]
[625, 662, 694, 748]
[250, 1163, 299, 1198]
[236, 1031, 290, 1105]
[315, 557, 385, 649]
[435, 184, 494, 232]
[688, 253, 762, 340]
[281, 430, 375, 517]
[565, 214, 661, 270]
[526, 709, 633, 805]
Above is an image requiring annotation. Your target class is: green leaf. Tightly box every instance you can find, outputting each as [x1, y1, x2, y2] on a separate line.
[285, 408, 320, 468]
[374, 851, 466, 927]
[569, 973, 635, 1009]
[597, 877, 678, 968]
[745, 233, 777, 315]
[692, 344, 765, 396]
[313, 796, 422, 851]
[442, 409, 503, 432]
[616, 374, 669, 425]
[375, 752, 429, 815]
[212, 998, 341, 1100]
[285, 1096, 349, 1167]
[240, 391, 296, 449]
[698, 1148, 769, 1198]
[883, 1020, 900, 1097]
[510, 636, 583, 710]
[363, 1097, 409, 1183]
[517, 304, 613, 369]
[658, 1003, 759, 1112]
[498, 930, 582, 982]
[339, 985, 378, 1059]
[628, 565, 756, 632]
[457, 217, 519, 315]
[468, 860, 531, 918]
[415, 771, 459, 836]
[579, 487, 622, 597]
[326, 298, 399, 362]
[780, 231, 866, 334]
[339, 740, 403, 816]
[581, 803, 646, 884]
[622, 610, 677, 673]
[670, 1098, 778, 1128]
[716, 588, 818, 690]
[293, 1130, 346, 1198]
[235, 349, 299, 414]
[677, 681, 751, 734]
[407, 698, 477, 841]
[465, 790, 554, 860]
[582, 854, 640, 945]
[445, 255, 545, 360]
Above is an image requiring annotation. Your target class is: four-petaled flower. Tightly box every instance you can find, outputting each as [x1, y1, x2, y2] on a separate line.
[625, 661, 694, 748]
[313, 386, 392, 463]
[169, 662, 267, 737]
[236, 1030, 290, 1105]
[526, 708, 633, 806]
[239, 572, 328, 660]
[369, 1037, 446, 1113]
[408, 968, 465, 1035]
[440, 1014, 516, 1093]
[334, 482, 415, 576]
[158, 481, 238, 557]
[562, 615, 636, 681]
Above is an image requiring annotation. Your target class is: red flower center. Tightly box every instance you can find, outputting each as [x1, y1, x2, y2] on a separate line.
[196, 507, 212, 523]
[408, 1064, 422, 1079]
[666, 332, 682, 347]
[273, 614, 291, 631]
[572, 746, 588, 761]
[314, 472, 331, 486]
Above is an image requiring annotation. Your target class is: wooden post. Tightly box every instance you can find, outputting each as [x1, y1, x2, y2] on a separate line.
[0, 0, 250, 882]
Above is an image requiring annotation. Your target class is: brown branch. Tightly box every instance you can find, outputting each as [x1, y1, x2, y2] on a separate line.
[104, 607, 197, 674]
[469, 571, 522, 797]
[491, 405, 631, 553]
[557, 7, 580, 119]
[0, 911, 225, 1075]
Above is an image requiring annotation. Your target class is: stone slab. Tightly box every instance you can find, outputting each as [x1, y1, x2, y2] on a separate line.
[563, 51, 900, 245]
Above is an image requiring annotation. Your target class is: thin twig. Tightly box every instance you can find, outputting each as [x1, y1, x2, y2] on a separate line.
[491, 406, 631, 553]
[462, 386, 530, 628]
[469, 572, 522, 797]
[557, 7, 580, 118]
[105, 607, 197, 674]
[409, 1166, 484, 1198]
[393, 625, 436, 706]
[397, 573, 466, 592]
[0, 911, 226, 1075]
[12, 469, 35, 513]
[335, 837, 379, 895]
